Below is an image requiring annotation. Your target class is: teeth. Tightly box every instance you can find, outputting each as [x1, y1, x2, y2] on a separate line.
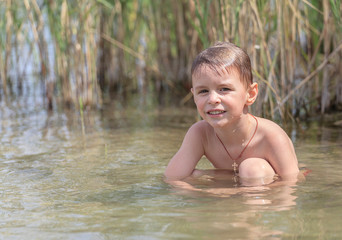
[208, 110, 224, 114]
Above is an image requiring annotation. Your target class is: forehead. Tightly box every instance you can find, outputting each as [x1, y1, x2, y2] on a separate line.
[192, 64, 250, 89]
[192, 65, 240, 82]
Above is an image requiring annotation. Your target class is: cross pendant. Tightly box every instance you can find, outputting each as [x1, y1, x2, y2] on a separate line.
[232, 162, 238, 174]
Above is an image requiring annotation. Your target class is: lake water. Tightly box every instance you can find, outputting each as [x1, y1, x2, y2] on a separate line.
[0, 92, 342, 239]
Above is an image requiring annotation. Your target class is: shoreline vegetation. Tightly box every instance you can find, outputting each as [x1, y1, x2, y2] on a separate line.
[0, 0, 341, 122]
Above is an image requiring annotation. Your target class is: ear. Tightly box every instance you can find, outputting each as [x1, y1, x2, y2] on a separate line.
[191, 88, 197, 103]
[246, 83, 258, 106]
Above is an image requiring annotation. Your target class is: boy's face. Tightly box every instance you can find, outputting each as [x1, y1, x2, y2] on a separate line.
[191, 66, 257, 128]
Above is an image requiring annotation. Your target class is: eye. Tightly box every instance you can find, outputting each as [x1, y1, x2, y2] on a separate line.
[220, 87, 231, 92]
[198, 89, 208, 94]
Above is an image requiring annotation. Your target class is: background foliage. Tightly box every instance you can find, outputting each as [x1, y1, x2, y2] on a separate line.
[0, 0, 341, 121]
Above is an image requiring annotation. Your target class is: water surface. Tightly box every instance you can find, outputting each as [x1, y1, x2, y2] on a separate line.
[1, 95, 342, 239]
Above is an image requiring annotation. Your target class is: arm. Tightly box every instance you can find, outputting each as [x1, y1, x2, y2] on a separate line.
[265, 126, 299, 178]
[164, 122, 206, 180]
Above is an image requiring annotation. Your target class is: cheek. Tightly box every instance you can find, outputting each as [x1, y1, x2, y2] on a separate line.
[194, 98, 205, 112]
[194, 97, 204, 107]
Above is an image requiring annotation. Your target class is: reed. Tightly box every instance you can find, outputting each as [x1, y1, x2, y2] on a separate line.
[0, 0, 341, 121]
[2, 0, 12, 96]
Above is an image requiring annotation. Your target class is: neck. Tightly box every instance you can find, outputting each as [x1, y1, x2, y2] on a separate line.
[215, 113, 254, 146]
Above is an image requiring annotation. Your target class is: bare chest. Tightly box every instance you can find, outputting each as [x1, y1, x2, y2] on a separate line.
[204, 135, 266, 169]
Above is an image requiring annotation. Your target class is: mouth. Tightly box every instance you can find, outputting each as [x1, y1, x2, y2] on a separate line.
[207, 110, 226, 115]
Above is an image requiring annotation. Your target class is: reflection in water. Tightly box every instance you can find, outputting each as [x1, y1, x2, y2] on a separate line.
[0, 92, 342, 238]
[164, 175, 299, 239]
[168, 170, 299, 211]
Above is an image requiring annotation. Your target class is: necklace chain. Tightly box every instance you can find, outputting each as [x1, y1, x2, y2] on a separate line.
[215, 114, 258, 174]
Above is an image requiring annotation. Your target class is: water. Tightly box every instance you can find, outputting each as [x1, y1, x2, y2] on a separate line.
[1, 93, 342, 239]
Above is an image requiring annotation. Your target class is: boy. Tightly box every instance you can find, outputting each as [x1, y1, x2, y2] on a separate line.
[164, 42, 299, 185]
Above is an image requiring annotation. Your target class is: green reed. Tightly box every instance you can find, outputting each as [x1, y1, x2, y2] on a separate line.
[0, 0, 341, 121]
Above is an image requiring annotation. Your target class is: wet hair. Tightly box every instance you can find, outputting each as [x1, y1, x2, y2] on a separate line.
[191, 42, 253, 87]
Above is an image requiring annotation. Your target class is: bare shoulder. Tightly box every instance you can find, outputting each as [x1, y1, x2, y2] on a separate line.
[190, 120, 212, 132]
[257, 117, 284, 130]
[256, 117, 291, 144]
[187, 120, 214, 144]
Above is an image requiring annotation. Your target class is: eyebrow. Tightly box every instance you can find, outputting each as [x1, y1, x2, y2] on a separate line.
[192, 85, 207, 89]
[193, 82, 234, 88]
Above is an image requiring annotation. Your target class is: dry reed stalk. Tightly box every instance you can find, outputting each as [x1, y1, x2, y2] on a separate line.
[101, 33, 166, 85]
[23, 0, 46, 76]
[71, 1, 85, 107]
[0, 53, 5, 96]
[337, 56, 342, 106]
[30, 0, 44, 32]
[287, 0, 320, 36]
[30, 0, 53, 107]
[3, 0, 13, 95]
[253, 69, 281, 104]
[302, 0, 323, 15]
[248, 6, 264, 116]
[186, 0, 200, 77]
[237, 2, 248, 47]
[85, 3, 101, 107]
[287, 0, 296, 110]
[218, 0, 229, 42]
[301, 4, 315, 114]
[114, 0, 126, 88]
[98, 5, 117, 92]
[305, 6, 324, 112]
[231, 1, 239, 42]
[75, 37, 84, 108]
[249, 0, 282, 118]
[277, 0, 286, 99]
[209, 1, 219, 43]
[321, 0, 332, 113]
[274, 42, 342, 113]
[172, 1, 187, 82]
[307, 29, 324, 72]
[60, 0, 72, 106]
[151, 2, 175, 88]
[176, 1, 202, 85]
[101, 34, 144, 66]
[67, 0, 97, 108]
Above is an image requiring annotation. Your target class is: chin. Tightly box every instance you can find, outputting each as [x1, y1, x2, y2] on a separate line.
[206, 119, 230, 129]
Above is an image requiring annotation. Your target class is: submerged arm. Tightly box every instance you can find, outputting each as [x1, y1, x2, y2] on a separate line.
[164, 122, 206, 180]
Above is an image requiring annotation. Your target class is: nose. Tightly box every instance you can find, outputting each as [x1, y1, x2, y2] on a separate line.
[208, 91, 221, 104]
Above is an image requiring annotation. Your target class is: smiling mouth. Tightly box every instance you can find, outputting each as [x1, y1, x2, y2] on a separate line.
[207, 110, 226, 115]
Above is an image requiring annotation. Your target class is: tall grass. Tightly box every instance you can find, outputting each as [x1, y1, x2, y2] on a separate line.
[0, 0, 341, 121]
